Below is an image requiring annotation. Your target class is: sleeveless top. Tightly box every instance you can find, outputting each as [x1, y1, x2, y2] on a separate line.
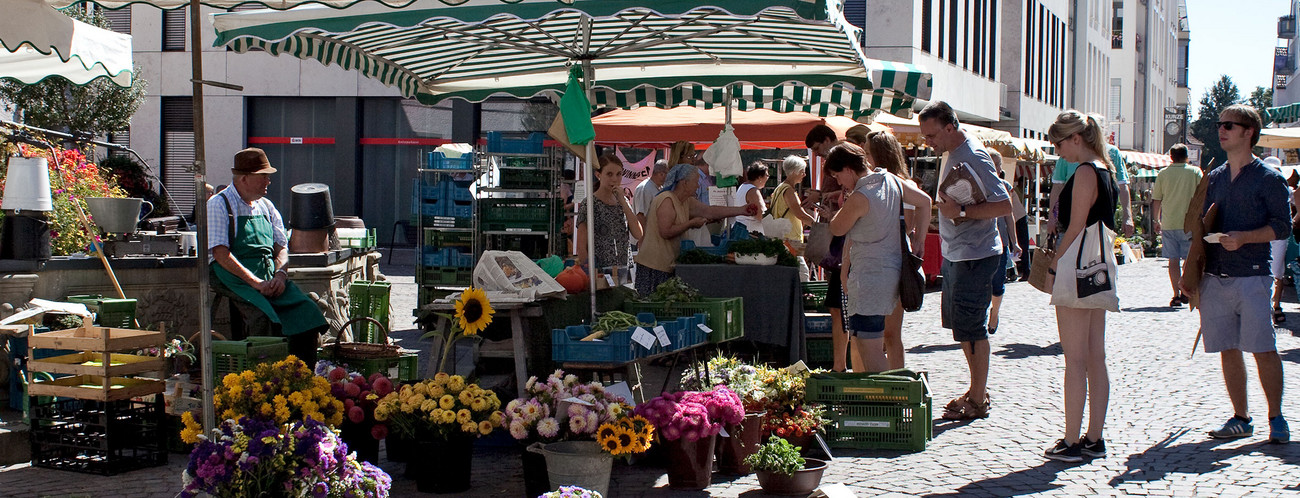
[768, 182, 804, 241]
[844, 171, 903, 317]
[1058, 161, 1118, 232]
[634, 191, 690, 272]
[733, 183, 765, 233]
[576, 195, 630, 268]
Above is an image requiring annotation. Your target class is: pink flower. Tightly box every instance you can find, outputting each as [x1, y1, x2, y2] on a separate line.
[343, 383, 361, 398]
[347, 406, 365, 424]
[329, 367, 347, 382]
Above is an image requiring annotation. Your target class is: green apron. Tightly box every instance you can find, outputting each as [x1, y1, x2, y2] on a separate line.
[213, 204, 327, 337]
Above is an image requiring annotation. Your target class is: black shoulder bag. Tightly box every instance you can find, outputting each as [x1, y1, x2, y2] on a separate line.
[895, 177, 926, 312]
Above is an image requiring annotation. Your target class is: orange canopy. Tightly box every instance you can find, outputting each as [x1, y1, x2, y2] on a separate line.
[590, 107, 887, 150]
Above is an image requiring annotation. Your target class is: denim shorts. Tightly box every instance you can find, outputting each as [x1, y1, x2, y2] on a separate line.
[990, 250, 1009, 297]
[847, 314, 887, 340]
[1198, 275, 1277, 353]
[941, 255, 1002, 342]
[1161, 229, 1191, 259]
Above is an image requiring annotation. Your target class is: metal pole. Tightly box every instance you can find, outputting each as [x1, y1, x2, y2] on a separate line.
[190, 0, 215, 433]
[580, 16, 597, 321]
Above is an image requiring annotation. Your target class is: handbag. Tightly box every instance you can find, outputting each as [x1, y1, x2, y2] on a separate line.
[1049, 222, 1119, 311]
[805, 222, 833, 268]
[894, 177, 925, 312]
[1028, 240, 1055, 294]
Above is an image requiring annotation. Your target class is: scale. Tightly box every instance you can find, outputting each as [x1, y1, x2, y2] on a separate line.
[84, 197, 188, 258]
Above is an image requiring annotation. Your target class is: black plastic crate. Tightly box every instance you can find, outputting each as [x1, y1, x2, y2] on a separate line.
[29, 395, 167, 475]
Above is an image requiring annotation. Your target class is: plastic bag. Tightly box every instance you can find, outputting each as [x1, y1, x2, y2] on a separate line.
[702, 124, 742, 178]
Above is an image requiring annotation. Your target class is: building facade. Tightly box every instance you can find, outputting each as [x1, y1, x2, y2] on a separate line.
[1108, 0, 1183, 152]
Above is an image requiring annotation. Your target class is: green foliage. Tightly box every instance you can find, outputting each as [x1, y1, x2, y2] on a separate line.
[743, 435, 805, 476]
[1190, 75, 1240, 170]
[644, 277, 703, 305]
[0, 8, 147, 137]
[728, 236, 799, 267]
[676, 248, 725, 264]
[1248, 86, 1275, 125]
[98, 155, 172, 216]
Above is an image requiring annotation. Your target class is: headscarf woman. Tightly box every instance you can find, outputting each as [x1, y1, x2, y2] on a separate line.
[576, 153, 644, 284]
[634, 163, 758, 297]
[827, 143, 932, 373]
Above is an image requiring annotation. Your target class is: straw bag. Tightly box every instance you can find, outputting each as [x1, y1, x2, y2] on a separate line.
[1028, 239, 1056, 294]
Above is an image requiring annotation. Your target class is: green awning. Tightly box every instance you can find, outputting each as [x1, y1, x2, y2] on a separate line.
[1267, 102, 1300, 124]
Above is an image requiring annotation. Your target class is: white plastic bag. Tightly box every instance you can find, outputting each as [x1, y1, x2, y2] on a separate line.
[702, 124, 742, 178]
[472, 251, 566, 301]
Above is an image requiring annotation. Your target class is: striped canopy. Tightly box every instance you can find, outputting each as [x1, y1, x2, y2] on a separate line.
[1267, 102, 1300, 125]
[210, 0, 931, 119]
[4, 0, 133, 86]
[46, 0, 416, 9]
[1120, 150, 1172, 169]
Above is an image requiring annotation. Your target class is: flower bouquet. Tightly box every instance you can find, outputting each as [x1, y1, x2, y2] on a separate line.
[372, 373, 503, 493]
[504, 370, 629, 497]
[420, 287, 495, 374]
[326, 367, 395, 464]
[539, 486, 603, 498]
[595, 414, 655, 457]
[679, 356, 774, 474]
[180, 356, 344, 444]
[179, 417, 392, 498]
[635, 386, 744, 489]
[762, 405, 830, 442]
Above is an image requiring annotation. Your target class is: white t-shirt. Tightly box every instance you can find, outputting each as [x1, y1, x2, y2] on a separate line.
[632, 178, 661, 218]
[732, 183, 765, 233]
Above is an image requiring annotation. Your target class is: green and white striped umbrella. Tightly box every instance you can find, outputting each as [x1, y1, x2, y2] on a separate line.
[1267, 102, 1300, 125]
[211, 0, 932, 119]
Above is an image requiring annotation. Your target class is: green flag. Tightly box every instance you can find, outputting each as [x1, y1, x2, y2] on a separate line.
[559, 65, 595, 146]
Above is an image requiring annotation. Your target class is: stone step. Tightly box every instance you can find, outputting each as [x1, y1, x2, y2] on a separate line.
[0, 421, 31, 467]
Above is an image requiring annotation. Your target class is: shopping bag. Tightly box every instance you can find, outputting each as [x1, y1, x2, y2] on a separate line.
[1050, 222, 1119, 311]
[1028, 245, 1055, 293]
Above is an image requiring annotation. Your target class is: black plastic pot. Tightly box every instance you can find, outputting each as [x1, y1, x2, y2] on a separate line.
[289, 183, 334, 230]
[755, 458, 828, 496]
[1, 212, 50, 260]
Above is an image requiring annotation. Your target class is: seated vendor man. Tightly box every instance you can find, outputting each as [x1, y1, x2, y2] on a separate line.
[208, 147, 327, 366]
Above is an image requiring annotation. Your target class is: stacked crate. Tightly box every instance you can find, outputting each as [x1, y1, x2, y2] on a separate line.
[801, 281, 834, 368]
[26, 321, 168, 474]
[416, 175, 475, 290]
[805, 371, 933, 452]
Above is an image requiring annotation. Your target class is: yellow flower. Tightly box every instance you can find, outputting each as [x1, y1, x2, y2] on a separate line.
[447, 376, 466, 393]
[413, 382, 428, 396]
[433, 372, 449, 385]
[260, 403, 273, 417]
[179, 411, 202, 444]
[375, 406, 389, 422]
[431, 408, 445, 421]
[458, 390, 474, 405]
[428, 385, 446, 399]
[478, 420, 495, 435]
[489, 411, 503, 426]
[454, 287, 495, 335]
[470, 398, 487, 412]
[456, 409, 472, 424]
[461, 422, 477, 433]
[439, 395, 456, 410]
[441, 410, 456, 424]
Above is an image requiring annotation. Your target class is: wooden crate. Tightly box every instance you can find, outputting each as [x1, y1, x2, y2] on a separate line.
[27, 322, 164, 352]
[27, 351, 164, 377]
[27, 375, 164, 402]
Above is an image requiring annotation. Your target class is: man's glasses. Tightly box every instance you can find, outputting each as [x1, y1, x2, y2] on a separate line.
[1218, 121, 1250, 130]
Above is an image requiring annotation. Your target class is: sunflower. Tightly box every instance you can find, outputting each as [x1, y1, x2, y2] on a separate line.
[455, 287, 495, 335]
[597, 423, 618, 440]
[599, 433, 621, 454]
[615, 427, 634, 451]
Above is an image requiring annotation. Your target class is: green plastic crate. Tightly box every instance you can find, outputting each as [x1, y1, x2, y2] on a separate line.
[805, 333, 834, 370]
[479, 198, 556, 232]
[422, 267, 474, 286]
[211, 337, 289, 381]
[805, 371, 930, 405]
[425, 230, 474, 250]
[499, 169, 551, 189]
[801, 281, 829, 312]
[623, 297, 743, 343]
[348, 281, 391, 344]
[822, 400, 932, 451]
[66, 295, 137, 329]
[318, 351, 418, 382]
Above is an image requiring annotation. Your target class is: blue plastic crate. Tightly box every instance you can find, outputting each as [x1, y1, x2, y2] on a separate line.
[420, 202, 442, 217]
[551, 325, 637, 364]
[486, 131, 546, 155]
[805, 313, 833, 334]
[444, 183, 473, 202]
[448, 201, 472, 218]
[428, 151, 476, 170]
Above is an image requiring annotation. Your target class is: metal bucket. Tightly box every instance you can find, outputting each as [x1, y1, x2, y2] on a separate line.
[0, 212, 50, 260]
[84, 197, 152, 234]
[289, 183, 334, 230]
[527, 441, 613, 496]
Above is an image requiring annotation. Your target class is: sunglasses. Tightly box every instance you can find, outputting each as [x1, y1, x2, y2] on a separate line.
[1217, 121, 1250, 131]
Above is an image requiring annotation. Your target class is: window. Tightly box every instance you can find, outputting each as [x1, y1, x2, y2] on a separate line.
[106, 129, 131, 158]
[988, 0, 998, 78]
[963, 0, 971, 69]
[973, 0, 982, 74]
[1109, 78, 1122, 121]
[162, 97, 196, 217]
[101, 7, 130, 35]
[922, 0, 933, 53]
[1025, 0, 1034, 96]
[939, 0, 947, 59]
[163, 7, 187, 52]
[948, 0, 959, 64]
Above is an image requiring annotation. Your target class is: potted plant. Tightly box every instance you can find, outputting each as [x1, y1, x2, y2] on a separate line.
[179, 356, 345, 445]
[680, 355, 770, 474]
[372, 373, 503, 494]
[528, 413, 653, 497]
[504, 370, 630, 497]
[744, 436, 828, 496]
[179, 417, 392, 498]
[326, 366, 395, 464]
[762, 405, 830, 451]
[538, 486, 603, 498]
[635, 386, 743, 489]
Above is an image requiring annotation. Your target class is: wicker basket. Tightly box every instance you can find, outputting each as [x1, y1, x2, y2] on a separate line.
[326, 317, 400, 360]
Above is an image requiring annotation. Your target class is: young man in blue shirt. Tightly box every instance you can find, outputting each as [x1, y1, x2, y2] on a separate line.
[1181, 104, 1290, 444]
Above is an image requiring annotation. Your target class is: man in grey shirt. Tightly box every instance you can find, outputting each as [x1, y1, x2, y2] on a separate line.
[634, 159, 669, 228]
[919, 101, 1012, 421]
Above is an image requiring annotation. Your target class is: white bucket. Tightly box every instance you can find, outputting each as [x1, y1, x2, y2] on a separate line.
[2, 157, 53, 212]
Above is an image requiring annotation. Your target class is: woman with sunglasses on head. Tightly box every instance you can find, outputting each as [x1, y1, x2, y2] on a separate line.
[826, 143, 931, 373]
[1042, 111, 1119, 463]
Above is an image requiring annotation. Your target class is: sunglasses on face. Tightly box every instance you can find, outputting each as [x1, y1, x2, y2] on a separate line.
[1218, 121, 1250, 131]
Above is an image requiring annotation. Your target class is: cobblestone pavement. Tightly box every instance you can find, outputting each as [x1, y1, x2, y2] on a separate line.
[4, 256, 1300, 497]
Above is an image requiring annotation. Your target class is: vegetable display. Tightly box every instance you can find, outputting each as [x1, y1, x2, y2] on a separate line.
[584, 311, 652, 340]
[728, 236, 799, 267]
[645, 277, 703, 305]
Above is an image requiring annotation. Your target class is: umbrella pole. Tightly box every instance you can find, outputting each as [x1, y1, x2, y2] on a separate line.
[191, 0, 215, 433]
[582, 24, 597, 321]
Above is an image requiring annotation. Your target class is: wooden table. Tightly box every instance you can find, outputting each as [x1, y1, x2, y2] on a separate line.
[419, 300, 542, 398]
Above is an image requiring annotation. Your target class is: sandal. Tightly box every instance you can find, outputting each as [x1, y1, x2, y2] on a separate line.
[1274, 307, 1286, 325]
[941, 392, 992, 420]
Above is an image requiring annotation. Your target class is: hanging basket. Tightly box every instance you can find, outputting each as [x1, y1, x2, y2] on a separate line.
[326, 317, 400, 360]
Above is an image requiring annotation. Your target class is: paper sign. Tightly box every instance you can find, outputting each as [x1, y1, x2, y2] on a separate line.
[654, 325, 671, 347]
[605, 382, 635, 406]
[604, 274, 616, 287]
[631, 327, 657, 349]
[561, 396, 595, 406]
[697, 324, 713, 334]
[718, 426, 730, 438]
[1204, 232, 1225, 243]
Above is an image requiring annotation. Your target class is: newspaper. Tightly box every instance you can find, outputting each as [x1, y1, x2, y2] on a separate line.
[937, 161, 988, 225]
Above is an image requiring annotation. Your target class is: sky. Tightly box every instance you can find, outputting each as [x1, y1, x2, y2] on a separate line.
[1185, 0, 1291, 120]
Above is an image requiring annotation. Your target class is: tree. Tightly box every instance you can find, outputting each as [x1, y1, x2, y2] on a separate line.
[1190, 75, 1240, 170]
[0, 8, 146, 138]
[1248, 85, 1275, 127]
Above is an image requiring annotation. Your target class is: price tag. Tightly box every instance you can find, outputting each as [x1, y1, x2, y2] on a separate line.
[697, 324, 713, 334]
[631, 327, 657, 349]
[604, 274, 616, 287]
[654, 325, 671, 347]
